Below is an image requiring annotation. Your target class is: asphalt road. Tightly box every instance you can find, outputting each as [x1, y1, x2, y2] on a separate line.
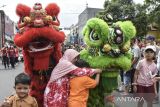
[0, 61, 23, 103]
[0, 60, 159, 107]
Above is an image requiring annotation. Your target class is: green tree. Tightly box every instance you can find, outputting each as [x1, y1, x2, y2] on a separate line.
[133, 4, 148, 37]
[145, 0, 160, 29]
[97, 0, 148, 37]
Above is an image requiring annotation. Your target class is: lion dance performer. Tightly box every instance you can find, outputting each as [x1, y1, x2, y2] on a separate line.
[81, 16, 136, 107]
[14, 3, 65, 107]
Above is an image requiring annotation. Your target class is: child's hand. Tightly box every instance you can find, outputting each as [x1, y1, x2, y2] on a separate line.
[152, 77, 160, 83]
[133, 85, 137, 93]
[1, 99, 11, 107]
[152, 77, 157, 83]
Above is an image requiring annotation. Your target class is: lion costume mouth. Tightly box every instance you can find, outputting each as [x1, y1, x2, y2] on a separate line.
[14, 27, 65, 52]
[28, 37, 54, 52]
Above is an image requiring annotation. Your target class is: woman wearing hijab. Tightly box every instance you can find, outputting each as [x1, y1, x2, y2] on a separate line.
[44, 49, 101, 107]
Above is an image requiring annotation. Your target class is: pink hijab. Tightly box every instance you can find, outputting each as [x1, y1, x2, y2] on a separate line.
[49, 49, 79, 82]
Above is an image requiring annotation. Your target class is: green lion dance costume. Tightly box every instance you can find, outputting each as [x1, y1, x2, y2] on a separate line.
[80, 18, 136, 107]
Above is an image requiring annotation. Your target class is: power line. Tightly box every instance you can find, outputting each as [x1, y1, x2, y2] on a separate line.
[61, 13, 81, 14]
[61, 12, 86, 14]
[0, 5, 6, 8]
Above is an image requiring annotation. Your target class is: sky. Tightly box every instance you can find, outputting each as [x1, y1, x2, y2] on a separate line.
[0, 0, 144, 28]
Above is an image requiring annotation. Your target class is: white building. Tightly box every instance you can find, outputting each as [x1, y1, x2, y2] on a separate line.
[68, 7, 103, 45]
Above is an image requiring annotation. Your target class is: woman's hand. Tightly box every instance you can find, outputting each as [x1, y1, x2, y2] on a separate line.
[94, 69, 102, 74]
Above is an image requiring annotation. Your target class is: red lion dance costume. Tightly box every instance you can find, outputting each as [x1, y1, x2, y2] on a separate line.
[14, 3, 65, 107]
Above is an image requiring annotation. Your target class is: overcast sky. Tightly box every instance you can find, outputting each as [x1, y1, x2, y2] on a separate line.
[0, 0, 144, 27]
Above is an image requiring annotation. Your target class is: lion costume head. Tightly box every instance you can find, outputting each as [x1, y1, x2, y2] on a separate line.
[14, 3, 65, 106]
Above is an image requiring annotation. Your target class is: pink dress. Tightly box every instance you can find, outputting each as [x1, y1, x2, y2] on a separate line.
[44, 68, 95, 107]
[136, 59, 158, 86]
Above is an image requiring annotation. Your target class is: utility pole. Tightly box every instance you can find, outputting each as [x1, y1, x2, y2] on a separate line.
[86, 1, 88, 8]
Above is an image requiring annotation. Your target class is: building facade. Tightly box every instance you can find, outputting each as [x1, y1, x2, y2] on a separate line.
[65, 7, 103, 45]
[77, 7, 103, 45]
[0, 10, 5, 48]
[0, 10, 14, 48]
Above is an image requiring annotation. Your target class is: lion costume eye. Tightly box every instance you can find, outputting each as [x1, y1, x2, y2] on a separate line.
[114, 28, 123, 44]
[114, 29, 122, 36]
[52, 16, 57, 22]
[20, 17, 25, 23]
[89, 30, 99, 41]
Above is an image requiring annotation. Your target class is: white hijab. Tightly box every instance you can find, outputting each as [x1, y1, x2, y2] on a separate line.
[49, 49, 79, 82]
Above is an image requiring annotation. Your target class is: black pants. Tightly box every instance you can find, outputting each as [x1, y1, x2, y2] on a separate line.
[2, 56, 9, 68]
[15, 57, 19, 63]
[156, 71, 159, 93]
[9, 57, 15, 68]
[130, 68, 136, 93]
[120, 70, 124, 83]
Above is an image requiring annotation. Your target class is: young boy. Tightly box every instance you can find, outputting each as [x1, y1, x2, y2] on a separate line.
[68, 59, 101, 107]
[0, 73, 38, 107]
